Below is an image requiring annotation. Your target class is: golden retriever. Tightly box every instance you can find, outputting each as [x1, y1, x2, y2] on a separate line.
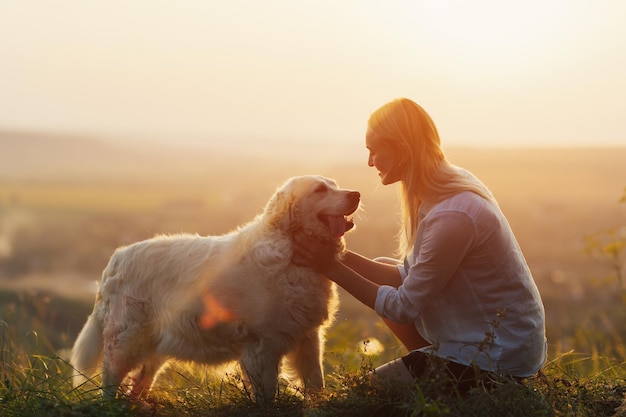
[71, 175, 360, 402]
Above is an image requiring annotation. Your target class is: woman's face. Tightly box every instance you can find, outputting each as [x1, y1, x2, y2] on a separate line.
[365, 131, 405, 185]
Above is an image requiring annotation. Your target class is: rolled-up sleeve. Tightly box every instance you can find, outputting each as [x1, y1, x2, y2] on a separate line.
[374, 285, 396, 318]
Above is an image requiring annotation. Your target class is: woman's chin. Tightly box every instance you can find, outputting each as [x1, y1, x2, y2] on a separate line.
[379, 173, 400, 185]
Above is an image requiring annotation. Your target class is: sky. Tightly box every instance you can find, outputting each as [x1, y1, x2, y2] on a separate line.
[1, 0, 626, 148]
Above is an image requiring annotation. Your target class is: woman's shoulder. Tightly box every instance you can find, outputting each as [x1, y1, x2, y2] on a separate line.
[427, 191, 496, 224]
[436, 190, 488, 209]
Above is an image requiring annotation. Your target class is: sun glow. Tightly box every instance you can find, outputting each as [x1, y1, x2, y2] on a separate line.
[411, 0, 567, 63]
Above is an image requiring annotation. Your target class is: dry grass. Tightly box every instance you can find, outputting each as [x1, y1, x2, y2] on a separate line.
[1, 289, 626, 416]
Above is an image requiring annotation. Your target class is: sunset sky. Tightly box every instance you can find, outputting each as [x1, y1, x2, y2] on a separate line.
[1, 0, 625, 148]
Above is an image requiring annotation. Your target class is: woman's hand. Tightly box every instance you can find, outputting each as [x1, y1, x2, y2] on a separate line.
[292, 233, 340, 274]
[293, 233, 382, 311]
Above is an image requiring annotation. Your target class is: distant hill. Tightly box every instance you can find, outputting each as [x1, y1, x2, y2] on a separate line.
[0, 130, 355, 184]
[0, 131, 153, 182]
[0, 130, 251, 184]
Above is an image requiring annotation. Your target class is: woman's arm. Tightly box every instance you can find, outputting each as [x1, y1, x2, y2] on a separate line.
[340, 251, 403, 287]
[292, 232, 403, 288]
[324, 259, 381, 310]
[326, 251, 429, 350]
[292, 235, 402, 309]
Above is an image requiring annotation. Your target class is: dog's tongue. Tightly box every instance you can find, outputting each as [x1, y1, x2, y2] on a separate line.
[326, 215, 353, 237]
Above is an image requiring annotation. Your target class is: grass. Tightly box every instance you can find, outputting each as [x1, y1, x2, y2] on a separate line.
[1, 353, 625, 417]
[2, 267, 626, 417]
[1, 315, 625, 417]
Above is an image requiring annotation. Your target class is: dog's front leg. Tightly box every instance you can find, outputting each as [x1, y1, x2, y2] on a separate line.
[240, 337, 281, 404]
[284, 329, 325, 390]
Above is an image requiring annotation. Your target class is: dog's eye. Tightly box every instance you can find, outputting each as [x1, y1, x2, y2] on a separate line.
[314, 184, 328, 193]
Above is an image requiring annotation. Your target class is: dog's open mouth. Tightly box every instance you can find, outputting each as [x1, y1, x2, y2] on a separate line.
[318, 213, 355, 237]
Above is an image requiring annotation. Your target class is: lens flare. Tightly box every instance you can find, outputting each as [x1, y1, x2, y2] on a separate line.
[358, 338, 385, 356]
[199, 293, 235, 329]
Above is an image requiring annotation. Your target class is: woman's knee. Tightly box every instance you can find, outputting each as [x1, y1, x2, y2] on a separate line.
[372, 358, 415, 384]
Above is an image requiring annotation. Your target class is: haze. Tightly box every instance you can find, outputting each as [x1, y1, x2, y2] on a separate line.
[1, 0, 625, 149]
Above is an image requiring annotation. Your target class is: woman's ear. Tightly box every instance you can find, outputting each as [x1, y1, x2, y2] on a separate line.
[395, 142, 410, 166]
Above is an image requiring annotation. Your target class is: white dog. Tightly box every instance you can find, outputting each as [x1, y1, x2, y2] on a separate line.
[71, 175, 360, 402]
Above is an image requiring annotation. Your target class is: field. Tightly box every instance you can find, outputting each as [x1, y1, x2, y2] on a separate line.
[1, 133, 625, 415]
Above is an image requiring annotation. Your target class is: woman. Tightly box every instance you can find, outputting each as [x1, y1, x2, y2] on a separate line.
[294, 98, 546, 392]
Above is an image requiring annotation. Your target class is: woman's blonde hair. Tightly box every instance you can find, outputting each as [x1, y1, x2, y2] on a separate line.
[367, 98, 493, 256]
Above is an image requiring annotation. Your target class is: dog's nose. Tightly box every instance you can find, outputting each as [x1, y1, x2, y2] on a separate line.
[349, 191, 360, 202]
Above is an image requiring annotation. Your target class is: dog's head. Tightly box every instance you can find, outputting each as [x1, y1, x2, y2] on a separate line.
[264, 175, 360, 247]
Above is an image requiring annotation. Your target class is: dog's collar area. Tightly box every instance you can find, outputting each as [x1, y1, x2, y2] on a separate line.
[292, 226, 340, 243]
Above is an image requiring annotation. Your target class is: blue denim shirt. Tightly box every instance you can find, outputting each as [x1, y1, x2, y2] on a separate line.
[375, 189, 546, 377]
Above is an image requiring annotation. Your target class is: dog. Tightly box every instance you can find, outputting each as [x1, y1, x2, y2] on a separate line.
[71, 175, 360, 402]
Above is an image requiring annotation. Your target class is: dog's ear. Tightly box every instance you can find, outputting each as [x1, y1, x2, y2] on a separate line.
[264, 190, 300, 232]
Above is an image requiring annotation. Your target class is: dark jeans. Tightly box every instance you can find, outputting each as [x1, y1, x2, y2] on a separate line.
[401, 350, 519, 394]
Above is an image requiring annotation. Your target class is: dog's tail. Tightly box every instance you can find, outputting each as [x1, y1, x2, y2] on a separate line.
[71, 303, 104, 389]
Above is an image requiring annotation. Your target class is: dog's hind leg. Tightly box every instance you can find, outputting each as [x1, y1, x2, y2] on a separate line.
[126, 355, 166, 397]
[101, 296, 153, 397]
[101, 335, 131, 398]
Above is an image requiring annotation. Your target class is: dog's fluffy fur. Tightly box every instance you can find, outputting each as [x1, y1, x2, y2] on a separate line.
[71, 175, 360, 402]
